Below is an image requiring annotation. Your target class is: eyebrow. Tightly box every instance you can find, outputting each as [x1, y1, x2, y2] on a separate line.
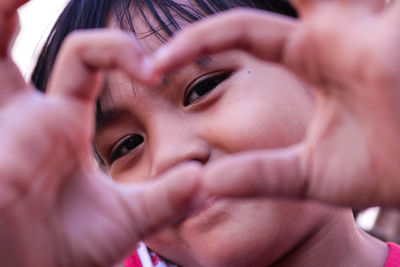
[195, 56, 213, 67]
[96, 56, 220, 131]
[96, 107, 131, 133]
[160, 56, 216, 86]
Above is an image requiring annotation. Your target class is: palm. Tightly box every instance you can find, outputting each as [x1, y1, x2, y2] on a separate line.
[0, 61, 130, 267]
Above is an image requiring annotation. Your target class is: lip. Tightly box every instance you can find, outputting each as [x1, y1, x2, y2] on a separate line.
[186, 196, 219, 219]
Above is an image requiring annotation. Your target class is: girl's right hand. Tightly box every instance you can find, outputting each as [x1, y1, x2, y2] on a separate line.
[0, 1, 202, 266]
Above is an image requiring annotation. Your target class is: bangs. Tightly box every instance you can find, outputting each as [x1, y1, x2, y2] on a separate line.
[110, 0, 296, 42]
[32, 0, 296, 92]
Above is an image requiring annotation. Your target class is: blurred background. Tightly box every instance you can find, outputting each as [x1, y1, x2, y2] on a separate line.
[12, 0, 400, 244]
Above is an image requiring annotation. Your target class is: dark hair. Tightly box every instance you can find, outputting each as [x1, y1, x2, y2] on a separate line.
[31, 0, 296, 92]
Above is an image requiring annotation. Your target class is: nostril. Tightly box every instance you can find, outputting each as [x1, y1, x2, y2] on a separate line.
[151, 142, 211, 178]
[188, 157, 209, 165]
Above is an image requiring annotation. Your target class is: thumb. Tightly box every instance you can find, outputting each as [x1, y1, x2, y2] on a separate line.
[115, 162, 203, 241]
[56, 162, 203, 267]
[202, 145, 309, 199]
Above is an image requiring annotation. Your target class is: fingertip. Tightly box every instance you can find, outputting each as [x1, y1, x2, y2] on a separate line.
[0, 0, 29, 13]
[152, 45, 178, 75]
[138, 57, 155, 79]
[185, 159, 203, 170]
[128, 56, 162, 86]
[159, 161, 203, 197]
[201, 158, 231, 193]
[176, 161, 203, 186]
[153, 45, 171, 67]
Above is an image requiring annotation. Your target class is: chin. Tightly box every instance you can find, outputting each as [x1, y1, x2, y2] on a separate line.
[180, 198, 231, 233]
[146, 199, 332, 267]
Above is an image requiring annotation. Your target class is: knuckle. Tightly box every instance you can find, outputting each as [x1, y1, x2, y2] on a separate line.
[62, 29, 140, 56]
[246, 154, 267, 195]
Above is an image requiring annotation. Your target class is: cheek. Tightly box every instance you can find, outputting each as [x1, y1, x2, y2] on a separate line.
[144, 231, 184, 257]
[204, 71, 314, 151]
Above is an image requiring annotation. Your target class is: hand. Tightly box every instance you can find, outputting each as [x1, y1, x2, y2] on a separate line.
[0, 1, 202, 266]
[153, 0, 400, 208]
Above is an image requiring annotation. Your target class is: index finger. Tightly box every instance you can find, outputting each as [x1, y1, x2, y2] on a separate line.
[153, 8, 296, 75]
[202, 146, 308, 200]
[47, 30, 156, 102]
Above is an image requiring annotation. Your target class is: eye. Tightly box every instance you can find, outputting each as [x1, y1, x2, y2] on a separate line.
[109, 135, 144, 164]
[184, 71, 232, 106]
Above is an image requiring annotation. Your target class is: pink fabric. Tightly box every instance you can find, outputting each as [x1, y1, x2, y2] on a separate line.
[124, 244, 143, 267]
[385, 242, 400, 267]
[124, 251, 143, 267]
[126, 241, 400, 266]
[124, 242, 178, 267]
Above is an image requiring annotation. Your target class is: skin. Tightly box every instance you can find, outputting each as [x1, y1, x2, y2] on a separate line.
[153, 0, 400, 208]
[95, 8, 387, 266]
[0, 0, 399, 266]
[0, 1, 204, 266]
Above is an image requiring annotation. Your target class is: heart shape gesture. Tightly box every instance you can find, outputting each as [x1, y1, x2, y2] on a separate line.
[2, 0, 400, 266]
[154, 0, 400, 208]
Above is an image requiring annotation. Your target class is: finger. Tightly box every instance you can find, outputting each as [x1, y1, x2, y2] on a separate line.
[115, 162, 203, 241]
[291, 0, 385, 17]
[47, 30, 156, 103]
[0, 0, 28, 103]
[92, 163, 203, 265]
[290, 0, 320, 17]
[54, 162, 202, 266]
[0, 58, 27, 105]
[153, 8, 296, 74]
[385, 0, 400, 23]
[202, 146, 309, 199]
[0, 0, 29, 56]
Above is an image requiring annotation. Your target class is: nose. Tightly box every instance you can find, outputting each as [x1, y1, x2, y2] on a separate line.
[149, 118, 210, 178]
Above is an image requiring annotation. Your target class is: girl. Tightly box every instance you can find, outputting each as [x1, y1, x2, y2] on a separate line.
[29, 0, 399, 266]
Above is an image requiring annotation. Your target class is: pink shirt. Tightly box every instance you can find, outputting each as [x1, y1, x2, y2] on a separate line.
[385, 242, 400, 267]
[126, 242, 400, 267]
[124, 242, 177, 267]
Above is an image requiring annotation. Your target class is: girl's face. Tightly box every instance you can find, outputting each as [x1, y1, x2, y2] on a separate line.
[95, 13, 337, 267]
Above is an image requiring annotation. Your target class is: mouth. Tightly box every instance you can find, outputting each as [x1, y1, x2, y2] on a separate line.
[189, 196, 219, 218]
[178, 196, 219, 223]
